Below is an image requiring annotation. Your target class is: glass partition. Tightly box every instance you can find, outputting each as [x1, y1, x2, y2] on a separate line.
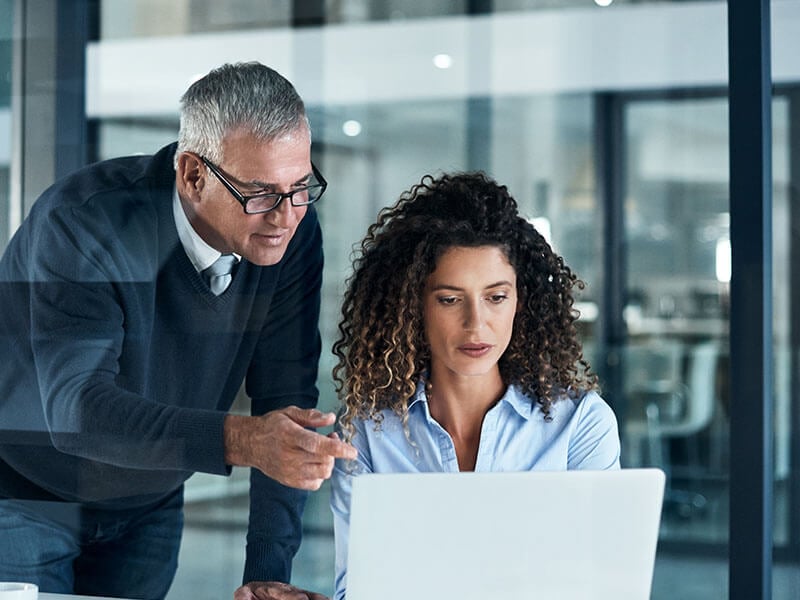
[5, 0, 798, 598]
[87, 5, 739, 599]
[98, 0, 727, 37]
[0, 0, 11, 250]
[619, 96, 730, 546]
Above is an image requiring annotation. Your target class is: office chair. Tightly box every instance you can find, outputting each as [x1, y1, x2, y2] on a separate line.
[621, 339, 686, 469]
[622, 341, 719, 517]
[661, 341, 720, 513]
[647, 341, 720, 517]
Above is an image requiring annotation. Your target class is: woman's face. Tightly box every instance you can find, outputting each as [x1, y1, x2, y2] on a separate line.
[423, 245, 518, 381]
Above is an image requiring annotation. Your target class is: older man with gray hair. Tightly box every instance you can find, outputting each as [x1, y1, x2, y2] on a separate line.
[0, 62, 354, 600]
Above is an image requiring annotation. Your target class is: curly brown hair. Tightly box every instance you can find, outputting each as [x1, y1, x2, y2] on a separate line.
[332, 171, 597, 442]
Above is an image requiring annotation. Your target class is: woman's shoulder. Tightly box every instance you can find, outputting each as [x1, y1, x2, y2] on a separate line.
[568, 388, 618, 427]
[548, 387, 615, 421]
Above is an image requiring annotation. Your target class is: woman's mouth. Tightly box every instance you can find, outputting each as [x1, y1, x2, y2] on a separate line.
[458, 343, 493, 358]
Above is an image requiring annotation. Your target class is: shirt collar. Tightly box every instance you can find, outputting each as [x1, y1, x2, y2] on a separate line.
[408, 380, 428, 411]
[408, 378, 536, 420]
[172, 186, 239, 272]
[502, 385, 536, 420]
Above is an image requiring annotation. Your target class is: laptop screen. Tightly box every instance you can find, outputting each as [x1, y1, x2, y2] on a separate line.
[346, 469, 664, 600]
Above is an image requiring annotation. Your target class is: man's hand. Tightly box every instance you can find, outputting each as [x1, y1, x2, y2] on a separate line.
[234, 581, 328, 600]
[224, 407, 358, 490]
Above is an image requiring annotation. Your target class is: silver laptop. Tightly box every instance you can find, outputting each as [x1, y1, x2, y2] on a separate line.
[346, 468, 665, 600]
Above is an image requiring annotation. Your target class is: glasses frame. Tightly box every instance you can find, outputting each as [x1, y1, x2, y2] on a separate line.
[201, 156, 327, 214]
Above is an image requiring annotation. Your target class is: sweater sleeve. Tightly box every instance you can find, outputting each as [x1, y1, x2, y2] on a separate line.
[242, 208, 325, 583]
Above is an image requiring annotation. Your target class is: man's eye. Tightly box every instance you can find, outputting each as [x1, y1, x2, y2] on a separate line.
[245, 187, 275, 196]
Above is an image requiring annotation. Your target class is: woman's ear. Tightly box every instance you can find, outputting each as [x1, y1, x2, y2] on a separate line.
[176, 152, 205, 201]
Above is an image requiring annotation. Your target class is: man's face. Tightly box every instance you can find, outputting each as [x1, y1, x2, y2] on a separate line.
[181, 126, 313, 266]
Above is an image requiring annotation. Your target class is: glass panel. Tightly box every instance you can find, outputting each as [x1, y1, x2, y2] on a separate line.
[618, 97, 730, 596]
[772, 96, 790, 548]
[772, 91, 800, 597]
[491, 95, 599, 289]
[99, 0, 727, 36]
[493, 0, 724, 11]
[98, 0, 468, 37]
[93, 94, 600, 600]
[97, 119, 178, 159]
[0, 0, 11, 251]
[287, 96, 595, 596]
[89, 4, 735, 598]
[616, 96, 798, 596]
[620, 96, 730, 534]
[99, 0, 292, 38]
[773, 6, 800, 596]
[324, 0, 467, 23]
[26, 0, 800, 598]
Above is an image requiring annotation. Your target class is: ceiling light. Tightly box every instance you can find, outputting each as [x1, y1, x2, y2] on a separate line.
[342, 120, 362, 137]
[433, 54, 453, 69]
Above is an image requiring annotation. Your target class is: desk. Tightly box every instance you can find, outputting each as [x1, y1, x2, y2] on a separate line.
[41, 594, 129, 600]
[627, 316, 728, 339]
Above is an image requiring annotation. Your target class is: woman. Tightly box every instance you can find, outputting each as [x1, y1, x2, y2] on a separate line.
[330, 171, 620, 599]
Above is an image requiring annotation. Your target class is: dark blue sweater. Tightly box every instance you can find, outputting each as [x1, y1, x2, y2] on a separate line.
[0, 143, 323, 583]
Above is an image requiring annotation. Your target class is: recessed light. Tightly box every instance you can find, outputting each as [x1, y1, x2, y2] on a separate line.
[342, 120, 362, 137]
[433, 54, 453, 69]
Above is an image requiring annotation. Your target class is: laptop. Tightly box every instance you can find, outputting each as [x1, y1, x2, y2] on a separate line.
[346, 468, 665, 600]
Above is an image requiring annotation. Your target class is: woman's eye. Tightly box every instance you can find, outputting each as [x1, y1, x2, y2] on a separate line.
[437, 296, 458, 305]
[488, 294, 508, 304]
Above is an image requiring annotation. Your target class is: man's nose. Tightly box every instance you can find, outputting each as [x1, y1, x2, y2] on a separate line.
[265, 195, 300, 226]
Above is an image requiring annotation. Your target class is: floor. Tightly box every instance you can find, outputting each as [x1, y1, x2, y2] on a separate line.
[167, 481, 800, 600]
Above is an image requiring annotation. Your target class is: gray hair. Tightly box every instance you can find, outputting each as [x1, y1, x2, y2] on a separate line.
[175, 62, 310, 167]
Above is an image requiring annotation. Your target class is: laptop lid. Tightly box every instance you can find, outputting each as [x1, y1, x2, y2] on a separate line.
[346, 468, 665, 600]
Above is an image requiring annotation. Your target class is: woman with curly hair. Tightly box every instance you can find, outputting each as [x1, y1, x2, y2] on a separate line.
[329, 171, 620, 599]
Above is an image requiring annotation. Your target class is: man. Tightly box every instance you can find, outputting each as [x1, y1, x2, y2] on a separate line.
[0, 62, 355, 600]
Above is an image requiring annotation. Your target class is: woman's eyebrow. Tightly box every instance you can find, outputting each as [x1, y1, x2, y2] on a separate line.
[429, 280, 514, 292]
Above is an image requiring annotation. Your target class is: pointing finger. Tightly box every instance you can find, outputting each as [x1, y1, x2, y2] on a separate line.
[296, 428, 358, 460]
[285, 407, 337, 428]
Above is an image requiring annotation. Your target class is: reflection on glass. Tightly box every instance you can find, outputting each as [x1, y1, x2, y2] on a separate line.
[771, 97, 791, 549]
[616, 95, 792, 557]
[98, 0, 723, 37]
[77, 2, 799, 599]
[619, 98, 731, 547]
[492, 95, 599, 294]
[0, 0, 10, 251]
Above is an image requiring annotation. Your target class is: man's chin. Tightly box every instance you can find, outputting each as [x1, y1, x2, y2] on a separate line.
[246, 246, 289, 267]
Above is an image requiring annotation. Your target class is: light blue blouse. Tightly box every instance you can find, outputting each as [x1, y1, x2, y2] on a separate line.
[329, 382, 621, 599]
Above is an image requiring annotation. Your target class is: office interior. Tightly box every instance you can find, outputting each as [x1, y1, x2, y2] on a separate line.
[1, 1, 798, 599]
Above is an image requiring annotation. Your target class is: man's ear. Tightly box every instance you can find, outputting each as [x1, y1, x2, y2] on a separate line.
[176, 152, 205, 201]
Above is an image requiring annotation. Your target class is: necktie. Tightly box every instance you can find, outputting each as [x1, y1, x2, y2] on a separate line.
[202, 254, 237, 295]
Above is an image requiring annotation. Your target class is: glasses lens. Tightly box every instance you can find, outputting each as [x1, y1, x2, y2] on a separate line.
[293, 185, 325, 206]
[243, 185, 325, 214]
[244, 194, 279, 213]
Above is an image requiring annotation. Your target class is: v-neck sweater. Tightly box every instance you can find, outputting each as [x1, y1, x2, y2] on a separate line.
[0, 142, 323, 582]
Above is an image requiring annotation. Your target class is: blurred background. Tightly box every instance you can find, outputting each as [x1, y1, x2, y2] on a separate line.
[1, 1, 798, 598]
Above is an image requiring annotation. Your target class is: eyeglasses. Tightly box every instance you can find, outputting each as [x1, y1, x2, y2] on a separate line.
[201, 156, 327, 215]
